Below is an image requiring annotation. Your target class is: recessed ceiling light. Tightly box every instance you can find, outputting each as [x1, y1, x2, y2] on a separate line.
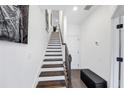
[73, 6, 78, 11]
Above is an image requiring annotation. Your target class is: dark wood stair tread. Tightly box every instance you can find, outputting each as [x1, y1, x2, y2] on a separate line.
[45, 54, 62, 56]
[49, 43, 60, 44]
[39, 71, 64, 77]
[42, 64, 63, 68]
[48, 45, 61, 46]
[49, 42, 60, 43]
[48, 43, 60, 44]
[36, 80, 66, 88]
[44, 58, 63, 61]
[46, 50, 62, 52]
[49, 41, 60, 42]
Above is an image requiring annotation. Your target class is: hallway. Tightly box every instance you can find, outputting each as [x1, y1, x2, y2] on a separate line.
[0, 5, 124, 88]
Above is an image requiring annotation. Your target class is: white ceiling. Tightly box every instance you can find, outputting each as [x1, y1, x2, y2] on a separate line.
[40, 5, 97, 25]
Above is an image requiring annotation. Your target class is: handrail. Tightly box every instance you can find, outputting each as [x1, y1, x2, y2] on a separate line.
[59, 28, 72, 88]
[59, 29, 64, 44]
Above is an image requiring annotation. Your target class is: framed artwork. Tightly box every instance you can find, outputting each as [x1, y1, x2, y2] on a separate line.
[0, 5, 29, 44]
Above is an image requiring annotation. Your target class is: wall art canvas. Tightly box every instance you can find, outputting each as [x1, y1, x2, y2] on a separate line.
[0, 5, 29, 44]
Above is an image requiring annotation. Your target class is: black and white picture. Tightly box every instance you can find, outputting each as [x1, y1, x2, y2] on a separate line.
[0, 5, 29, 44]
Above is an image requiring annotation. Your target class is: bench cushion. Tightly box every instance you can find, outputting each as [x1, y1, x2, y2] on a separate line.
[80, 69, 107, 88]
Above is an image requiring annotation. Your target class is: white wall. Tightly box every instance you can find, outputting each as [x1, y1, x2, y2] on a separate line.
[59, 11, 64, 33]
[47, 9, 53, 32]
[0, 5, 50, 88]
[80, 6, 117, 87]
[63, 16, 67, 43]
[66, 23, 81, 69]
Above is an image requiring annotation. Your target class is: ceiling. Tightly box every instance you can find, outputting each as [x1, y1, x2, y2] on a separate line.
[40, 5, 97, 25]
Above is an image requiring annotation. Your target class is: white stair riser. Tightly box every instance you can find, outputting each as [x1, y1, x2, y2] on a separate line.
[47, 46, 62, 48]
[50, 40, 60, 41]
[48, 44, 61, 45]
[45, 52, 62, 55]
[50, 39, 60, 40]
[38, 76, 65, 81]
[44, 56, 63, 59]
[49, 41, 60, 43]
[50, 37, 59, 38]
[42, 61, 63, 65]
[46, 49, 62, 51]
[49, 40, 60, 42]
[41, 67, 64, 72]
[48, 44, 61, 47]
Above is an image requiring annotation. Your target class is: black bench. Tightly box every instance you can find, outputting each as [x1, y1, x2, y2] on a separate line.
[80, 69, 107, 88]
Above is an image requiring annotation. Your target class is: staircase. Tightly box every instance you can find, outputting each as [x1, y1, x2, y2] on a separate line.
[36, 32, 67, 88]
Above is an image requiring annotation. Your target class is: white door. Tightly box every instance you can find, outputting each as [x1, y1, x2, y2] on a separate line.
[112, 16, 124, 88]
[67, 35, 80, 69]
[121, 16, 124, 88]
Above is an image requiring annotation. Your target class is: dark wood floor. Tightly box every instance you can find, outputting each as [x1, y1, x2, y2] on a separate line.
[71, 70, 87, 88]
